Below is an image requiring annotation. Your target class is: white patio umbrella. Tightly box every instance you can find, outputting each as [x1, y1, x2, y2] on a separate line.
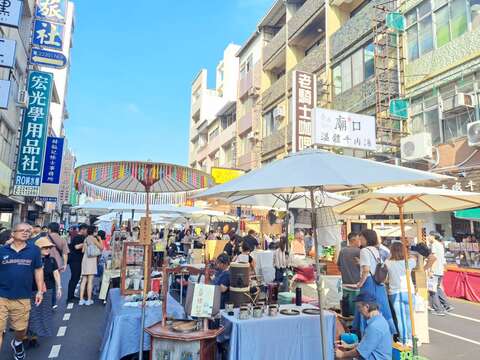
[334, 185, 480, 350]
[194, 150, 451, 359]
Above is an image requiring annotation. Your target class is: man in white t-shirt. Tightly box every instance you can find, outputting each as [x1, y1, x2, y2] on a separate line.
[428, 232, 452, 315]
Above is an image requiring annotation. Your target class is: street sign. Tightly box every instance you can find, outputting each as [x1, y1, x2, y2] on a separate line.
[35, 0, 67, 24]
[38, 136, 64, 201]
[13, 71, 53, 196]
[32, 19, 64, 51]
[30, 47, 67, 69]
[0, 79, 10, 109]
[0, 38, 16, 68]
[0, 0, 23, 28]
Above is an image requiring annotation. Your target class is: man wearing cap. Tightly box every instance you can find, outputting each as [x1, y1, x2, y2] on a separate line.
[335, 293, 392, 360]
[0, 222, 44, 360]
[213, 253, 230, 309]
[428, 231, 452, 314]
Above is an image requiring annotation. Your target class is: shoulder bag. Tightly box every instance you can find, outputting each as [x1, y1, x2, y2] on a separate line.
[86, 237, 101, 258]
[366, 247, 388, 285]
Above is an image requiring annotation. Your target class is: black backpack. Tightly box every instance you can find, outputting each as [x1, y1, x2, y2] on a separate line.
[367, 247, 388, 285]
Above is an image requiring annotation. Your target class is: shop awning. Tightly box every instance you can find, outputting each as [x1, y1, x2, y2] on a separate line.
[454, 208, 480, 221]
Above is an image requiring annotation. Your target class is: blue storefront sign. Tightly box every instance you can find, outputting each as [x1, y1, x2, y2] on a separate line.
[35, 0, 67, 24]
[38, 136, 64, 201]
[13, 71, 53, 196]
[32, 19, 64, 51]
[30, 47, 66, 69]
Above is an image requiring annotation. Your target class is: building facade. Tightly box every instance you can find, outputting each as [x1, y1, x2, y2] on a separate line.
[188, 43, 240, 172]
[0, 1, 76, 226]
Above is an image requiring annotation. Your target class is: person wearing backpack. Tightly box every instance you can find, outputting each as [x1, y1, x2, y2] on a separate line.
[78, 226, 103, 306]
[353, 229, 396, 337]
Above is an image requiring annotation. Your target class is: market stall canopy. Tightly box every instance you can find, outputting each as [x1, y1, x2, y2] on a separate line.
[454, 207, 480, 221]
[194, 150, 452, 199]
[216, 192, 349, 210]
[73, 201, 211, 216]
[335, 185, 480, 215]
[75, 161, 213, 205]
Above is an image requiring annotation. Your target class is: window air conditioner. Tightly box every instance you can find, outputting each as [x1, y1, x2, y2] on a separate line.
[442, 93, 474, 113]
[247, 132, 256, 141]
[248, 87, 260, 98]
[16, 89, 28, 108]
[273, 105, 285, 120]
[467, 121, 480, 147]
[400, 132, 432, 161]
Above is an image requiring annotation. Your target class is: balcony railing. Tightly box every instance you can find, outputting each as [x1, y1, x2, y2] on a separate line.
[220, 123, 237, 146]
[288, 0, 325, 40]
[262, 122, 293, 155]
[238, 110, 253, 135]
[238, 62, 261, 100]
[263, 26, 286, 67]
[237, 152, 254, 171]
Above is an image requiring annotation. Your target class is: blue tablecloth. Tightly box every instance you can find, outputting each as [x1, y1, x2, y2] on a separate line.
[99, 288, 185, 360]
[221, 304, 336, 360]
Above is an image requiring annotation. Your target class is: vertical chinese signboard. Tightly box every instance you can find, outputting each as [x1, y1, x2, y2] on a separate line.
[38, 137, 64, 201]
[35, 0, 67, 24]
[292, 71, 316, 153]
[13, 71, 53, 196]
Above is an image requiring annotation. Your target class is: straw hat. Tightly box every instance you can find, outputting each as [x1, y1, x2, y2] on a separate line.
[35, 237, 54, 248]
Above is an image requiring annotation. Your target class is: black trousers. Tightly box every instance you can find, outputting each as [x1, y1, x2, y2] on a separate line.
[67, 261, 82, 301]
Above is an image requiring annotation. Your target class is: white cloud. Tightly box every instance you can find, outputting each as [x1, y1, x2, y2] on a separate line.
[126, 103, 141, 114]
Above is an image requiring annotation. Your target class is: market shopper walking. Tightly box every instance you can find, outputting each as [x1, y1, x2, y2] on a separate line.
[67, 223, 88, 303]
[428, 232, 452, 315]
[0, 222, 44, 360]
[27, 237, 62, 346]
[353, 229, 396, 336]
[273, 236, 289, 284]
[79, 226, 103, 305]
[47, 222, 69, 309]
[337, 232, 361, 316]
[385, 242, 416, 345]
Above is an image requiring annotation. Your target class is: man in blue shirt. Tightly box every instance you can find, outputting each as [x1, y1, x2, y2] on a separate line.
[335, 293, 392, 360]
[213, 253, 230, 309]
[0, 223, 44, 360]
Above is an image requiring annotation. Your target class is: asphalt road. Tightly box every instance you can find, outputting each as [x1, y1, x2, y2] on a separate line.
[421, 298, 480, 359]
[0, 270, 104, 360]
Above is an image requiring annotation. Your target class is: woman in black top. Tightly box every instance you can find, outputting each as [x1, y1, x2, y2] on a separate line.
[27, 237, 62, 347]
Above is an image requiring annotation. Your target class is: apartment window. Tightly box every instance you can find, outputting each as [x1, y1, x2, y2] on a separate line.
[406, 0, 433, 61]
[407, 0, 471, 62]
[364, 43, 375, 79]
[209, 127, 219, 139]
[332, 42, 376, 95]
[0, 121, 14, 167]
[472, 0, 480, 28]
[221, 112, 236, 129]
[443, 109, 475, 141]
[350, 0, 369, 17]
[262, 110, 277, 137]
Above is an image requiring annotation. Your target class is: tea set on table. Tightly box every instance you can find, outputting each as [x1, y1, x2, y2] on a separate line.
[225, 301, 303, 320]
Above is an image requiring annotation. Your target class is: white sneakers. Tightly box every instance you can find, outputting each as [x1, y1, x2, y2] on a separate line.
[79, 299, 94, 306]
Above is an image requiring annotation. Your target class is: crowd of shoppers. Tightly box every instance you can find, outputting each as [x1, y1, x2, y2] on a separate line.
[0, 221, 104, 359]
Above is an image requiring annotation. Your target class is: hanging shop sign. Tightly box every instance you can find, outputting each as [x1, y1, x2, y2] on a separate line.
[0, 38, 16, 68]
[0, 0, 22, 28]
[312, 108, 377, 151]
[30, 47, 67, 69]
[292, 70, 316, 153]
[211, 167, 245, 185]
[0, 79, 10, 109]
[32, 19, 64, 51]
[13, 71, 53, 196]
[38, 136, 64, 201]
[35, 0, 67, 24]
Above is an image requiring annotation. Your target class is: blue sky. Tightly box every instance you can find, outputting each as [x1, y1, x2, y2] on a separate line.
[66, 0, 272, 166]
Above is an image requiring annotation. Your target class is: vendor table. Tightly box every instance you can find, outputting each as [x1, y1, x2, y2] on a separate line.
[205, 240, 228, 261]
[99, 288, 185, 360]
[444, 265, 480, 303]
[251, 250, 275, 283]
[220, 304, 336, 360]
